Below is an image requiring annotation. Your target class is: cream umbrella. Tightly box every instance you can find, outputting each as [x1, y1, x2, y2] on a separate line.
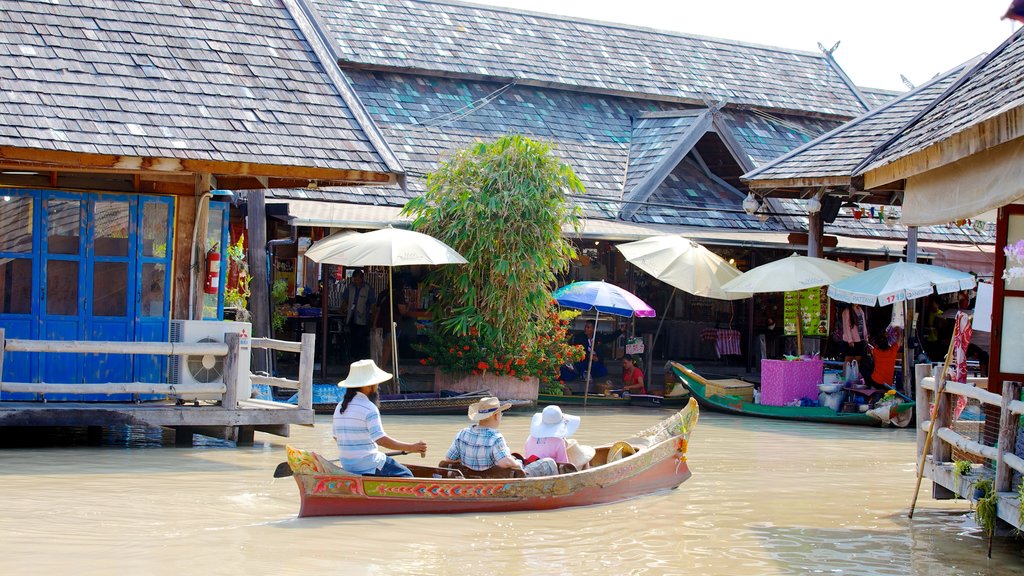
[305, 227, 467, 390]
[617, 235, 749, 357]
[721, 254, 862, 354]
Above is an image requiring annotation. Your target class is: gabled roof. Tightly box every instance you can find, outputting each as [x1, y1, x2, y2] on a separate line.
[621, 110, 713, 217]
[0, 0, 401, 183]
[308, 0, 869, 118]
[859, 28, 1024, 182]
[740, 61, 975, 188]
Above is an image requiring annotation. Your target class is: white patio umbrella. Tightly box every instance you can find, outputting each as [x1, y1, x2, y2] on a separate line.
[827, 261, 976, 396]
[826, 261, 976, 306]
[304, 227, 467, 390]
[721, 254, 862, 354]
[616, 235, 749, 356]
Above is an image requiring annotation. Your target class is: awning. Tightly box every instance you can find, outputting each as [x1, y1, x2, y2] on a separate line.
[268, 199, 990, 262]
[902, 137, 1024, 226]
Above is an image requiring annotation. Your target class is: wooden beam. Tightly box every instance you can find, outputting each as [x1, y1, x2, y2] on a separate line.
[0, 146, 397, 185]
[173, 194, 197, 319]
[996, 380, 1022, 492]
[191, 174, 212, 320]
[1, 382, 226, 395]
[248, 189, 270, 373]
[0, 402, 314, 427]
[742, 176, 852, 190]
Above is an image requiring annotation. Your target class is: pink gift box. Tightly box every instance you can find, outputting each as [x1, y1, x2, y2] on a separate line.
[760, 359, 824, 406]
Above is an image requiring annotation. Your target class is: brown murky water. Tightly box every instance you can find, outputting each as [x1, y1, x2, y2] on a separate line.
[1, 408, 1021, 575]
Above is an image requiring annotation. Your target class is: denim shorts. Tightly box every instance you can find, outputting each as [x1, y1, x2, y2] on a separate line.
[368, 455, 413, 478]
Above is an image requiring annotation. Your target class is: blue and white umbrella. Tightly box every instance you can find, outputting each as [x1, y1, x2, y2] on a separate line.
[827, 262, 976, 306]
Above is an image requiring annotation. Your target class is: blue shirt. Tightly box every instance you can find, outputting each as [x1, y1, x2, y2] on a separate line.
[332, 393, 386, 474]
[446, 425, 512, 471]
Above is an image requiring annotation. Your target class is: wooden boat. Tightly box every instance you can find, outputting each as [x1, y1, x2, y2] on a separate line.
[283, 398, 699, 517]
[536, 391, 690, 408]
[668, 362, 913, 427]
[279, 385, 527, 415]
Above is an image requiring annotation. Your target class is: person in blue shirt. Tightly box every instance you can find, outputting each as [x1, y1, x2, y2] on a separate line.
[332, 359, 426, 477]
[445, 397, 523, 472]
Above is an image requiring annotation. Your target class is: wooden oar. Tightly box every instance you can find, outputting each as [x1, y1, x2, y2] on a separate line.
[908, 332, 959, 519]
[273, 450, 419, 478]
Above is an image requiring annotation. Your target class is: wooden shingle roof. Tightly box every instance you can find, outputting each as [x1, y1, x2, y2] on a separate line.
[309, 0, 869, 118]
[740, 61, 974, 188]
[859, 28, 1024, 181]
[0, 0, 400, 182]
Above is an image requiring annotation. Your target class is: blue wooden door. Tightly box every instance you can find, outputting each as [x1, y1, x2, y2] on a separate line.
[134, 196, 174, 383]
[39, 193, 87, 392]
[0, 189, 175, 400]
[0, 191, 39, 397]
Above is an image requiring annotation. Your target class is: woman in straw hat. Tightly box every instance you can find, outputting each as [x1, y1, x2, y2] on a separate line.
[523, 405, 579, 464]
[332, 359, 427, 477]
[444, 397, 523, 472]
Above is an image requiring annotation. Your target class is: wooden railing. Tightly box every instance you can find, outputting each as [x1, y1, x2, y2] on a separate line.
[915, 363, 1023, 501]
[0, 328, 314, 411]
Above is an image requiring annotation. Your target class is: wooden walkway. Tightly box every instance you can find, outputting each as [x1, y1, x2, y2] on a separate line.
[914, 364, 1024, 532]
[0, 330, 315, 446]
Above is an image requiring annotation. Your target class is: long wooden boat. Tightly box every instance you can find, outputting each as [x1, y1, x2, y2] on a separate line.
[283, 398, 699, 517]
[276, 385, 528, 415]
[668, 362, 913, 427]
[537, 392, 690, 408]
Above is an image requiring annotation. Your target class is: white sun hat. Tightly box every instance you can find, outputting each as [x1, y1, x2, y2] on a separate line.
[337, 359, 392, 388]
[530, 405, 581, 438]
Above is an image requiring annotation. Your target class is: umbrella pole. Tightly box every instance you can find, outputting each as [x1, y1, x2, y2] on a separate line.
[583, 311, 600, 408]
[389, 266, 400, 394]
[795, 299, 803, 356]
[651, 288, 676, 358]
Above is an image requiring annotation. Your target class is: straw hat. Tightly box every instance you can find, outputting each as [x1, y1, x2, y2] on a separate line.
[467, 396, 512, 421]
[530, 405, 581, 439]
[565, 438, 596, 470]
[337, 359, 392, 388]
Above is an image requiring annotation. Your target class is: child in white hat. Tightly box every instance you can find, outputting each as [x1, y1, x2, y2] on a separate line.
[523, 405, 580, 464]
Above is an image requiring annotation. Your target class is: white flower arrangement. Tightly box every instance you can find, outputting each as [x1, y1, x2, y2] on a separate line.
[1004, 239, 1024, 281]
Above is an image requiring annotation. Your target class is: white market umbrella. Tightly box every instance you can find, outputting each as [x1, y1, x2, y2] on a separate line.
[305, 227, 467, 390]
[616, 235, 749, 300]
[722, 254, 861, 354]
[616, 235, 748, 357]
[826, 261, 976, 306]
[827, 262, 976, 397]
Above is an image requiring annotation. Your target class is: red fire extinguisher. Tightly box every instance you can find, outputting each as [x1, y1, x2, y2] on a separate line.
[204, 246, 221, 295]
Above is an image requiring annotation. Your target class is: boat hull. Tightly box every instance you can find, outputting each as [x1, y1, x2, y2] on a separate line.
[537, 393, 688, 408]
[669, 362, 913, 427]
[288, 399, 699, 517]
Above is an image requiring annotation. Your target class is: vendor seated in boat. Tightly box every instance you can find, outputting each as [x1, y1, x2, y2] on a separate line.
[867, 326, 902, 390]
[332, 359, 427, 478]
[619, 356, 646, 395]
[525, 405, 578, 464]
[444, 397, 523, 473]
[558, 320, 623, 392]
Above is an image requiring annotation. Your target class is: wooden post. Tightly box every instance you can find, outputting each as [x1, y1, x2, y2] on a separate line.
[191, 174, 212, 320]
[931, 363, 955, 500]
[915, 363, 932, 458]
[0, 327, 5, 394]
[996, 380, 1022, 493]
[807, 212, 822, 258]
[298, 332, 316, 411]
[222, 332, 241, 409]
[248, 189, 270, 373]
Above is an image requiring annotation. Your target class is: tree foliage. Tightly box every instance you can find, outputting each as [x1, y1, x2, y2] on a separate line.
[404, 134, 584, 376]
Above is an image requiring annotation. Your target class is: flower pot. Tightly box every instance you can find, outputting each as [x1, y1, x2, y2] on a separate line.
[434, 369, 539, 401]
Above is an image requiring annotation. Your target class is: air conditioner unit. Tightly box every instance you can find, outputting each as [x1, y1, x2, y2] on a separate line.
[169, 320, 252, 402]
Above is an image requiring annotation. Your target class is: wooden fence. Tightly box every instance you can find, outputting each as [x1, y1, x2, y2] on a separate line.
[0, 328, 314, 411]
[915, 364, 1023, 528]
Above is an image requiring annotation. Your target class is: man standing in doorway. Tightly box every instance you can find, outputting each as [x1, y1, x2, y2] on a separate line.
[344, 270, 375, 361]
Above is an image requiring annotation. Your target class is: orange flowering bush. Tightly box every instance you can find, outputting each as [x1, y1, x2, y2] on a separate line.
[418, 303, 582, 388]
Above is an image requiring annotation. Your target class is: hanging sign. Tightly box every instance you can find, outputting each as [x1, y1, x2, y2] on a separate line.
[783, 286, 829, 337]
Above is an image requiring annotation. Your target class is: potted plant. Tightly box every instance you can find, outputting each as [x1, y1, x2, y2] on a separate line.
[404, 134, 583, 400]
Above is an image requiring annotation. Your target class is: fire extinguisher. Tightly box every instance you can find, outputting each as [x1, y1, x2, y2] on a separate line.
[204, 245, 221, 295]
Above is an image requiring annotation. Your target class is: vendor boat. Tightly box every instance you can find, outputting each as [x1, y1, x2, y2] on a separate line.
[282, 398, 699, 517]
[276, 385, 529, 415]
[668, 362, 913, 427]
[537, 391, 690, 408]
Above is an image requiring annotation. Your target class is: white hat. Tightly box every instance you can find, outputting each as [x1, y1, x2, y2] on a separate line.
[337, 359, 392, 388]
[565, 438, 596, 470]
[530, 405, 581, 439]
[467, 396, 512, 421]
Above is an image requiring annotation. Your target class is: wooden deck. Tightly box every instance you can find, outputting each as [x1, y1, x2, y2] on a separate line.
[0, 330, 317, 446]
[914, 364, 1024, 533]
